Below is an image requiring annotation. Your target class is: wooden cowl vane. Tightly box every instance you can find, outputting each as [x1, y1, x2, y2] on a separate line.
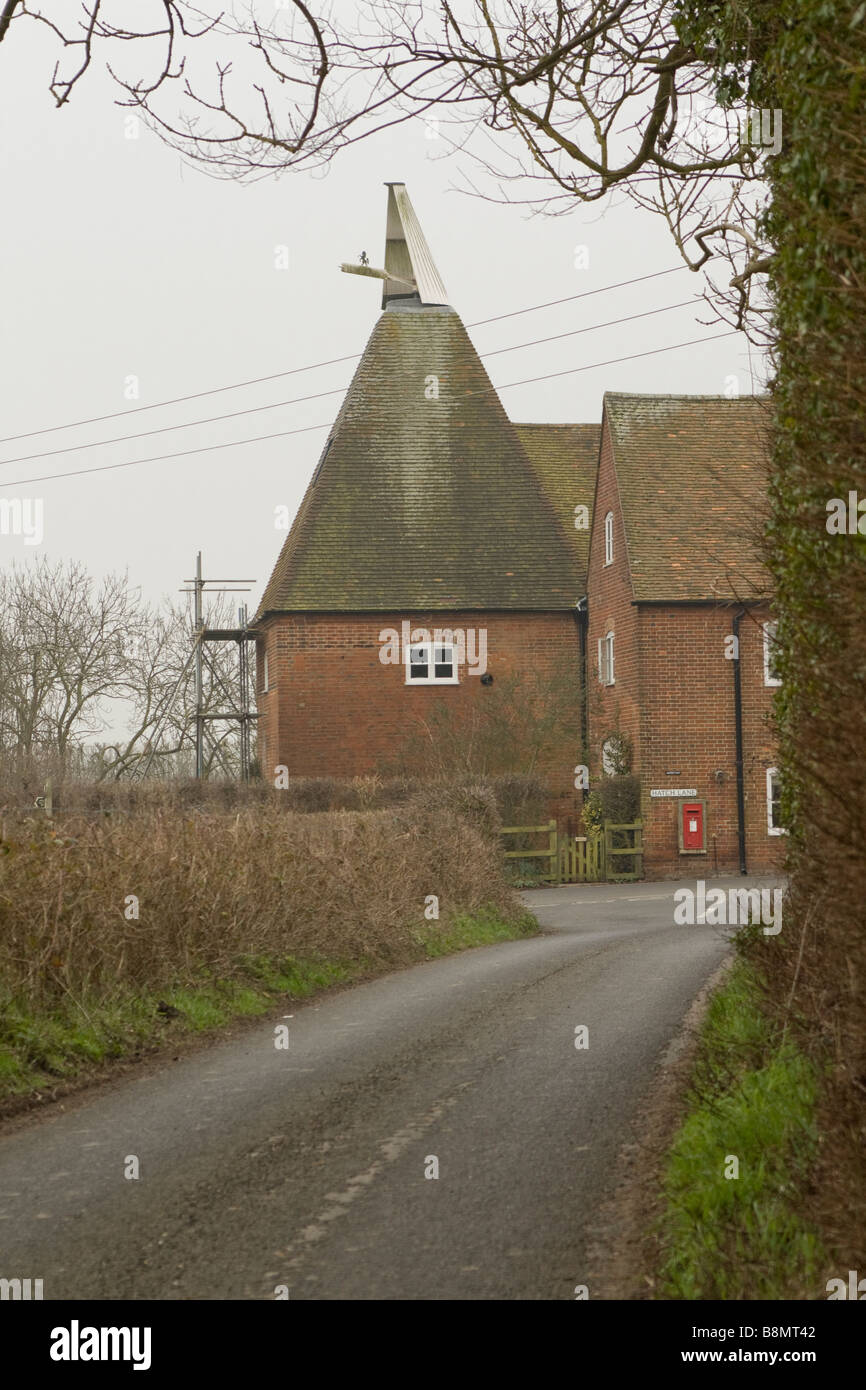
[340, 182, 451, 309]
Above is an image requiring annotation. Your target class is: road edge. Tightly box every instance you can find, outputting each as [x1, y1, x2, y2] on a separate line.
[583, 949, 735, 1299]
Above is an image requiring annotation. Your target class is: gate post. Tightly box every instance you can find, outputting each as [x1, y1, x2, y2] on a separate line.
[549, 819, 559, 884]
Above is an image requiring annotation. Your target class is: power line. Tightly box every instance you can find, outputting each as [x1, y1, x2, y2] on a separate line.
[469, 265, 688, 327]
[489, 330, 738, 395]
[0, 384, 348, 469]
[0, 421, 330, 490]
[0, 353, 361, 448]
[0, 296, 700, 468]
[481, 298, 698, 359]
[0, 331, 739, 491]
[0, 265, 690, 446]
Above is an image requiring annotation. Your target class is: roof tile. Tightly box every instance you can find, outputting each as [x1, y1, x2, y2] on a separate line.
[257, 303, 586, 615]
[603, 393, 772, 602]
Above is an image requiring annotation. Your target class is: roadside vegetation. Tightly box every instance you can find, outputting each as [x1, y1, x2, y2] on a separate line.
[652, 0, 866, 1293]
[0, 783, 537, 1107]
[657, 935, 826, 1300]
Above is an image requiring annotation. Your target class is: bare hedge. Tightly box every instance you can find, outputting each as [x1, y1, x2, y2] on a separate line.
[0, 801, 527, 1010]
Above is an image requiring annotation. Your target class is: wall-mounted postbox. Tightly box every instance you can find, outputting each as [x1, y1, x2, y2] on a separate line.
[679, 799, 706, 853]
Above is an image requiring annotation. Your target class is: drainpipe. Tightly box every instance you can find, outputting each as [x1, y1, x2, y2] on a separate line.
[732, 609, 747, 875]
[575, 598, 588, 769]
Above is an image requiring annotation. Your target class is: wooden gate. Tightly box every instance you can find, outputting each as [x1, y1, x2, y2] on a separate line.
[557, 833, 605, 883]
[502, 820, 643, 884]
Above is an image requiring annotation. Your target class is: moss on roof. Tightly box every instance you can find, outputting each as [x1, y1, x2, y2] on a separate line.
[257, 303, 583, 616]
[515, 423, 600, 591]
[604, 393, 772, 602]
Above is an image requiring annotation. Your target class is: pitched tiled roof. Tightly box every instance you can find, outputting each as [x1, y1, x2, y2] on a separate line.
[515, 423, 600, 593]
[603, 393, 772, 602]
[257, 302, 581, 615]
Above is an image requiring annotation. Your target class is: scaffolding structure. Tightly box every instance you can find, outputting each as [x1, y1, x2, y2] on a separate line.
[135, 553, 259, 780]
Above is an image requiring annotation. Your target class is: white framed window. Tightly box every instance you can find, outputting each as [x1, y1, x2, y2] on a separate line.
[763, 621, 781, 686]
[597, 631, 615, 686]
[604, 510, 614, 566]
[766, 767, 787, 835]
[405, 641, 458, 685]
[262, 652, 270, 692]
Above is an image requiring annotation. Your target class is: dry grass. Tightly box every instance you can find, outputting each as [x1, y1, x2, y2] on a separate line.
[0, 796, 536, 1101]
[0, 801, 526, 1011]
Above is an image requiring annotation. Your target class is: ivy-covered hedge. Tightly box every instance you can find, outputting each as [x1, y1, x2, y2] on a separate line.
[677, 0, 866, 1281]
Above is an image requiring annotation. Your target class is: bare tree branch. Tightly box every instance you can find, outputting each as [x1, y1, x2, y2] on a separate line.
[3, 3, 776, 333]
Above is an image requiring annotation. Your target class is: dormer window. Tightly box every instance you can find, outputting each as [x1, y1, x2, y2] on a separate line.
[604, 511, 614, 566]
[405, 642, 458, 685]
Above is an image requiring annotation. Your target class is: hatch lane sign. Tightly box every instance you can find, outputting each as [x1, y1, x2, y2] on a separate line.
[650, 788, 697, 798]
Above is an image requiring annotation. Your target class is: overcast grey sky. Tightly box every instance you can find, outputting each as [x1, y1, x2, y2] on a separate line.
[0, 7, 768, 619]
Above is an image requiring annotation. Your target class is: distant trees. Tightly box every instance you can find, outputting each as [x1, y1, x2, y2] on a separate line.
[0, 560, 142, 774]
[0, 559, 252, 787]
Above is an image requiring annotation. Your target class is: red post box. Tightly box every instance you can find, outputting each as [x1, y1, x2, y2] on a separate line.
[680, 800, 705, 852]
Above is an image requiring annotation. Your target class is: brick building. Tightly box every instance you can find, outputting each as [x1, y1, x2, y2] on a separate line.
[255, 184, 784, 878]
[254, 184, 596, 804]
[586, 392, 782, 876]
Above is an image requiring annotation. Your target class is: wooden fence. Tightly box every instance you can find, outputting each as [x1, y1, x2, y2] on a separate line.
[603, 820, 644, 883]
[502, 819, 559, 882]
[502, 819, 643, 884]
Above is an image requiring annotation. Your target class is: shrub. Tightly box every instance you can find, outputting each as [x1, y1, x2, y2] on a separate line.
[0, 801, 526, 1013]
[596, 773, 641, 825]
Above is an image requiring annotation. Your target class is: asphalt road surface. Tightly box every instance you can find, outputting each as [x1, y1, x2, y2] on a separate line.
[0, 880, 761, 1301]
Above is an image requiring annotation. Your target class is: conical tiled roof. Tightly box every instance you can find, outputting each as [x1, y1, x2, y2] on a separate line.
[258, 227, 582, 615]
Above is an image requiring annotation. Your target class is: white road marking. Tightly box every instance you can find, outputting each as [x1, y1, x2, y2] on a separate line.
[271, 1086, 472, 1279]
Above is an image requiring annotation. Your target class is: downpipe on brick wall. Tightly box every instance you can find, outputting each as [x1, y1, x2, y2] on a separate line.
[732, 608, 748, 876]
[575, 597, 588, 814]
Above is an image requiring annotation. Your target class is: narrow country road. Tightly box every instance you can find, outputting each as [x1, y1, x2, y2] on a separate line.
[0, 881, 759, 1301]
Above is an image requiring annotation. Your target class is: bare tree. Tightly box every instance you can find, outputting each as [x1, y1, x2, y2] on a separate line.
[0, 0, 328, 135]
[0, 2, 773, 336]
[99, 592, 253, 781]
[0, 560, 252, 784]
[0, 559, 147, 773]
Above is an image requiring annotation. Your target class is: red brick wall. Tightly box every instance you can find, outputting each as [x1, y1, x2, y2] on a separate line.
[255, 610, 583, 816]
[586, 417, 643, 772]
[586, 415, 784, 878]
[636, 604, 784, 877]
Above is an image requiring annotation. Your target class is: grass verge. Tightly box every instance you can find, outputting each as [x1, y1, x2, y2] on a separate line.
[657, 951, 826, 1299]
[0, 906, 537, 1108]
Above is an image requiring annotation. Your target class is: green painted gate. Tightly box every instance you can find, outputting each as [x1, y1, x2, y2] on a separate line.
[502, 820, 643, 884]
